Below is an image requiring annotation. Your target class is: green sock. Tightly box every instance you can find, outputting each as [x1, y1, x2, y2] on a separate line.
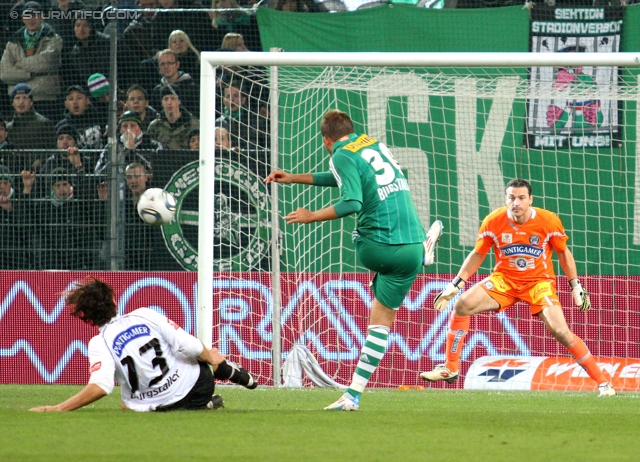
[345, 325, 390, 400]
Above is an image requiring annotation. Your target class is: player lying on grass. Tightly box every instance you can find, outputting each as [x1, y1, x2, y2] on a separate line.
[420, 178, 616, 397]
[30, 277, 257, 412]
[265, 109, 443, 411]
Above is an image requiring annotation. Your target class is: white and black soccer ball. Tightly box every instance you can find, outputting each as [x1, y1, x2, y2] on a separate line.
[137, 188, 177, 226]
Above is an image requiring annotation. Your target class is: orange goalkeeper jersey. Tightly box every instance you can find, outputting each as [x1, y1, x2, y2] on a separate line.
[474, 206, 568, 283]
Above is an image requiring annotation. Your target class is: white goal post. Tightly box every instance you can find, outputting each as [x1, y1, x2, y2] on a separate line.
[198, 51, 640, 389]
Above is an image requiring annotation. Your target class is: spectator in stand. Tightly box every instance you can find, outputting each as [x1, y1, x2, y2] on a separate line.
[62, 15, 111, 88]
[121, 0, 159, 90]
[124, 84, 158, 132]
[28, 166, 93, 270]
[48, 0, 85, 54]
[219, 31, 247, 51]
[188, 126, 234, 152]
[215, 78, 268, 152]
[56, 85, 104, 153]
[6, 84, 56, 170]
[147, 86, 199, 150]
[274, 0, 321, 12]
[189, 128, 199, 150]
[150, 0, 208, 52]
[151, 49, 199, 116]
[217, 32, 269, 118]
[41, 124, 91, 186]
[87, 73, 111, 122]
[0, 166, 30, 269]
[124, 161, 150, 204]
[0, 120, 13, 151]
[0, 2, 64, 121]
[168, 30, 200, 82]
[215, 125, 234, 150]
[94, 110, 162, 178]
[208, 0, 261, 51]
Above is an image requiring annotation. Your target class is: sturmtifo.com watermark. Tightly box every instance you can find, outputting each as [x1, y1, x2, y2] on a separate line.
[12, 9, 140, 21]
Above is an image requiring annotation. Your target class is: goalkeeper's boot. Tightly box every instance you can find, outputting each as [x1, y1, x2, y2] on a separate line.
[598, 382, 616, 397]
[324, 393, 359, 411]
[215, 360, 258, 389]
[423, 220, 444, 266]
[420, 364, 459, 384]
[206, 394, 224, 410]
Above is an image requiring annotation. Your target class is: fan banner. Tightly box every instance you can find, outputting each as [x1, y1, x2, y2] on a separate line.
[527, 6, 624, 149]
[465, 356, 640, 393]
[1, 271, 638, 389]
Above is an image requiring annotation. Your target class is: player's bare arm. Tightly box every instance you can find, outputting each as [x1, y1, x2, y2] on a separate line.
[433, 250, 486, 312]
[264, 171, 315, 185]
[557, 248, 591, 311]
[29, 383, 107, 412]
[284, 206, 339, 224]
[556, 247, 579, 281]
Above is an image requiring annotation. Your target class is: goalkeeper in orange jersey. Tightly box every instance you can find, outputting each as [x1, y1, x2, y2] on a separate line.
[420, 178, 616, 397]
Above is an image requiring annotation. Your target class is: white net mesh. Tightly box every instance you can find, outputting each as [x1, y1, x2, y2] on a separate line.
[211, 61, 640, 390]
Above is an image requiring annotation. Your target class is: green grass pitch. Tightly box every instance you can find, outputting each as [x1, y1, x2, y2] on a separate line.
[1, 385, 638, 462]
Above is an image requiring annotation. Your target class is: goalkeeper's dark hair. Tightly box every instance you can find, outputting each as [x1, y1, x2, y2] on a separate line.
[321, 109, 354, 141]
[506, 178, 532, 196]
[66, 277, 117, 327]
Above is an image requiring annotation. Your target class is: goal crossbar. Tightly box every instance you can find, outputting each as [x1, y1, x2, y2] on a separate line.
[202, 51, 640, 68]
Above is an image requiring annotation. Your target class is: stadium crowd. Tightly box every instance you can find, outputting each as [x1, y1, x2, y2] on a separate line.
[0, 0, 284, 270]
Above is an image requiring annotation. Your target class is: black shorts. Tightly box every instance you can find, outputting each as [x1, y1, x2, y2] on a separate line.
[155, 361, 215, 412]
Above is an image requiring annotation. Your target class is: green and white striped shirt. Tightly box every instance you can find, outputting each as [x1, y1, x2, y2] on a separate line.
[327, 133, 426, 245]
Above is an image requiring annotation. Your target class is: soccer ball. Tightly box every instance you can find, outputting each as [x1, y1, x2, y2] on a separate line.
[137, 188, 177, 225]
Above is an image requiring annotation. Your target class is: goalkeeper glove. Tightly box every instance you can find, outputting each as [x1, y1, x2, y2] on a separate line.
[569, 279, 591, 312]
[433, 276, 465, 312]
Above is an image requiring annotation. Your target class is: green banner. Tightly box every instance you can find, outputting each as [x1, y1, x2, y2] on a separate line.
[257, 6, 640, 276]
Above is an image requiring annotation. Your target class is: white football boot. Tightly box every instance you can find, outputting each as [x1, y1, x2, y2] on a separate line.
[423, 220, 444, 266]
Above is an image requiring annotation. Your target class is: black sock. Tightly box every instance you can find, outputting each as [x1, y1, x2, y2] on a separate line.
[214, 360, 251, 387]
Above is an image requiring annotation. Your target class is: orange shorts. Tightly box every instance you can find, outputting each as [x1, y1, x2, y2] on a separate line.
[479, 272, 560, 315]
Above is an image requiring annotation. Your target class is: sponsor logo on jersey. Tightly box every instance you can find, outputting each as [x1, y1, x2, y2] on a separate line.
[516, 258, 529, 269]
[90, 361, 102, 374]
[529, 235, 540, 245]
[530, 281, 553, 303]
[342, 134, 377, 152]
[112, 324, 151, 357]
[489, 274, 512, 292]
[502, 233, 512, 244]
[162, 160, 271, 271]
[131, 371, 180, 400]
[500, 244, 543, 258]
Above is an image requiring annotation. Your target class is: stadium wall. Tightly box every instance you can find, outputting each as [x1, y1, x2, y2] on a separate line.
[1, 271, 638, 388]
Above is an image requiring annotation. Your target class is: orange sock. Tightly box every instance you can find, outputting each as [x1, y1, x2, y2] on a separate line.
[567, 336, 608, 385]
[444, 314, 470, 372]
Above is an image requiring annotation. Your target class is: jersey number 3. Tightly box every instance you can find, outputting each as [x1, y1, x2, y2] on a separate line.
[120, 338, 169, 393]
[360, 145, 402, 186]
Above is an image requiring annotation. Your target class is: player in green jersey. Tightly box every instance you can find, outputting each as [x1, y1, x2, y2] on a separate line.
[264, 109, 443, 411]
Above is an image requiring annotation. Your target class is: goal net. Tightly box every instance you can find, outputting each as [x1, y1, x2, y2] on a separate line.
[200, 52, 640, 391]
